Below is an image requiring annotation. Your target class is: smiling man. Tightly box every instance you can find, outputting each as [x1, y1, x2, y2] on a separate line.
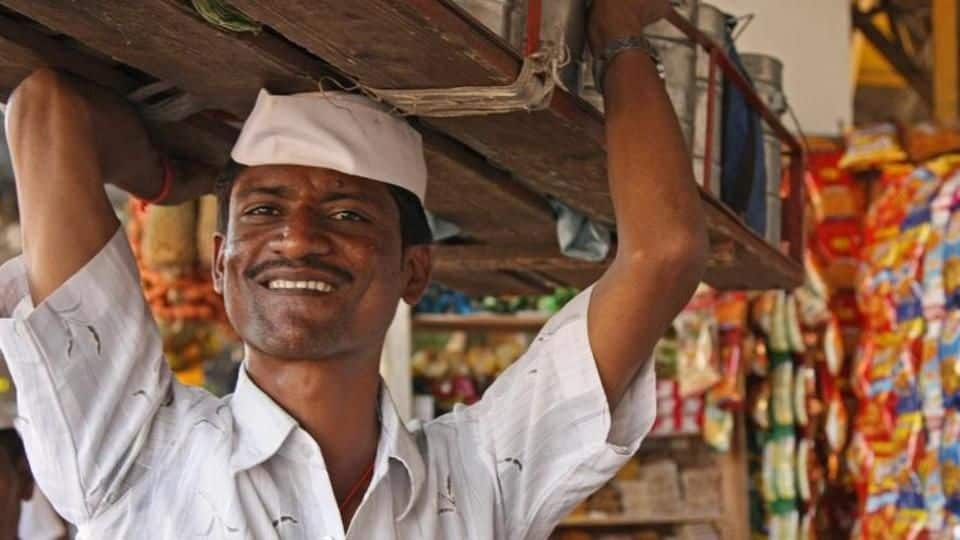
[0, 1, 706, 538]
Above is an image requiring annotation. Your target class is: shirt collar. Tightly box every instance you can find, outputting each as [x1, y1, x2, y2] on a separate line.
[228, 367, 298, 473]
[227, 368, 425, 517]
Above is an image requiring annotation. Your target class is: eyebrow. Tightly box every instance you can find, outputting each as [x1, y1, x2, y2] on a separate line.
[234, 185, 296, 199]
[235, 184, 385, 208]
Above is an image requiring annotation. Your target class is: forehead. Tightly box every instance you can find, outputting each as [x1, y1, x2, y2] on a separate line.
[231, 164, 394, 205]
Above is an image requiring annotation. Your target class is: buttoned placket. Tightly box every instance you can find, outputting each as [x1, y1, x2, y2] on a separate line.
[283, 428, 345, 540]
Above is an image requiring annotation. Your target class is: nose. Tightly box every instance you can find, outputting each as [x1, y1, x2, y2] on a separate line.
[272, 206, 334, 259]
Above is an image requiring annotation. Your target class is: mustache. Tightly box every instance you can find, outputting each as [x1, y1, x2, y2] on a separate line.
[244, 256, 354, 284]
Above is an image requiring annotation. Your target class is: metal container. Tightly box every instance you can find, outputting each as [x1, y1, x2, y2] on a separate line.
[509, 0, 588, 91]
[453, 0, 514, 38]
[741, 53, 786, 198]
[765, 193, 782, 246]
[762, 133, 783, 197]
[741, 53, 784, 115]
[692, 3, 728, 196]
[645, 0, 698, 148]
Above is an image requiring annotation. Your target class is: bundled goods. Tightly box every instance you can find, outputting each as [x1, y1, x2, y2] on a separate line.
[411, 330, 526, 418]
[838, 124, 908, 172]
[848, 154, 960, 538]
[415, 283, 579, 315]
[746, 289, 820, 540]
[127, 197, 230, 385]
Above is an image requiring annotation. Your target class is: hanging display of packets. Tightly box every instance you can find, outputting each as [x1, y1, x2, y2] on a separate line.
[849, 156, 960, 538]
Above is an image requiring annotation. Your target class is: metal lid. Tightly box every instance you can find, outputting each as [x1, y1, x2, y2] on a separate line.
[741, 53, 784, 88]
[696, 3, 729, 41]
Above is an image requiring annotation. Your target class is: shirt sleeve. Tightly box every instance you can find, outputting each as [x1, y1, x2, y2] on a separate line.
[458, 285, 656, 540]
[0, 227, 173, 524]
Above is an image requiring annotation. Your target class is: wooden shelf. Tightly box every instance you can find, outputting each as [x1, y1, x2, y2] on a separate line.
[413, 313, 549, 331]
[560, 511, 722, 527]
[0, 0, 804, 293]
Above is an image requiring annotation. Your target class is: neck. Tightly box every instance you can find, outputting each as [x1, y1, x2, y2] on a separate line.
[245, 348, 381, 505]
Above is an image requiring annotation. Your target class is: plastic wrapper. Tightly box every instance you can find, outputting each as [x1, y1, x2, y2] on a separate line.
[941, 311, 960, 411]
[770, 291, 790, 354]
[825, 393, 849, 454]
[140, 200, 199, 274]
[703, 396, 734, 452]
[675, 308, 721, 397]
[772, 353, 795, 427]
[786, 294, 805, 353]
[920, 320, 945, 438]
[752, 291, 777, 339]
[794, 365, 810, 428]
[796, 438, 812, 502]
[751, 379, 771, 430]
[824, 318, 845, 376]
[763, 441, 778, 505]
[812, 218, 862, 288]
[839, 124, 907, 171]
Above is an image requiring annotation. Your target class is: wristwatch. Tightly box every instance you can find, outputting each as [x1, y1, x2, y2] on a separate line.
[592, 35, 666, 94]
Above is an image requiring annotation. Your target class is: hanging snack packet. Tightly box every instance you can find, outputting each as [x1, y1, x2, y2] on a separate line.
[941, 311, 960, 410]
[920, 320, 946, 438]
[786, 294, 805, 353]
[839, 124, 908, 171]
[770, 291, 791, 354]
[772, 352, 795, 427]
[824, 318, 845, 376]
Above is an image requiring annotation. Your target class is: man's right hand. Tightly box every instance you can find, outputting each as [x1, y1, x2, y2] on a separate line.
[6, 68, 214, 303]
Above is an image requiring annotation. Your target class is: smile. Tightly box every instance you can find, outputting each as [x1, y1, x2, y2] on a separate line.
[266, 279, 335, 292]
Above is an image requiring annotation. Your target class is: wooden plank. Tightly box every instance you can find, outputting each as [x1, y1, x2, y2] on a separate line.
[0, 0, 804, 291]
[933, 0, 959, 122]
[227, 0, 803, 290]
[227, 0, 615, 221]
[851, 6, 932, 103]
[0, 0, 559, 247]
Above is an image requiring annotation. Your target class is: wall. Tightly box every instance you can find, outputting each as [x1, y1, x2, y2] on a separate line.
[711, 0, 852, 136]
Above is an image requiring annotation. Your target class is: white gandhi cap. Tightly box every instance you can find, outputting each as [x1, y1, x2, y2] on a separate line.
[231, 89, 428, 204]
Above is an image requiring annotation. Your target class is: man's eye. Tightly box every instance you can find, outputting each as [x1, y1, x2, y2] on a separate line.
[245, 205, 279, 216]
[330, 210, 367, 222]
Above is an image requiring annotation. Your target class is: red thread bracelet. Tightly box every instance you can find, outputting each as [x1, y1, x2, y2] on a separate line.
[147, 156, 174, 205]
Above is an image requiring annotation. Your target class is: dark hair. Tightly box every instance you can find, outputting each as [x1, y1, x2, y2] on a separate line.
[214, 160, 432, 248]
[0, 428, 24, 463]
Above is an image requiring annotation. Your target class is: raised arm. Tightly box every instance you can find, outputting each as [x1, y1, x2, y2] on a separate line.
[6, 68, 209, 303]
[0, 69, 214, 523]
[588, 0, 709, 408]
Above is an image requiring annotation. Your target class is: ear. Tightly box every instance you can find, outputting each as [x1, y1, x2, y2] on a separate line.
[401, 245, 432, 306]
[212, 232, 226, 295]
[16, 457, 34, 501]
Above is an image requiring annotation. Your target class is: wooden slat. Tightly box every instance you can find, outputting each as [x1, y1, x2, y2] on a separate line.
[0, 0, 805, 292]
[933, 0, 959, 123]
[227, 0, 614, 221]
[0, 0, 559, 247]
[225, 0, 803, 290]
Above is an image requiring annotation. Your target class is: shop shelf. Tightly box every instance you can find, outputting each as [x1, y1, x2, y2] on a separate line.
[0, 0, 804, 292]
[412, 313, 550, 332]
[559, 511, 722, 527]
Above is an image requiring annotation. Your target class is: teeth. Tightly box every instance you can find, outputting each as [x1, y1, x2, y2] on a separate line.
[267, 279, 333, 292]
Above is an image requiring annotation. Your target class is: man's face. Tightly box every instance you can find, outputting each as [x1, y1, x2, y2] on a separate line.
[213, 165, 430, 362]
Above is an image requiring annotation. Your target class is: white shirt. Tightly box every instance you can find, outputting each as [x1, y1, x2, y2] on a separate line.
[19, 487, 67, 540]
[0, 228, 655, 539]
